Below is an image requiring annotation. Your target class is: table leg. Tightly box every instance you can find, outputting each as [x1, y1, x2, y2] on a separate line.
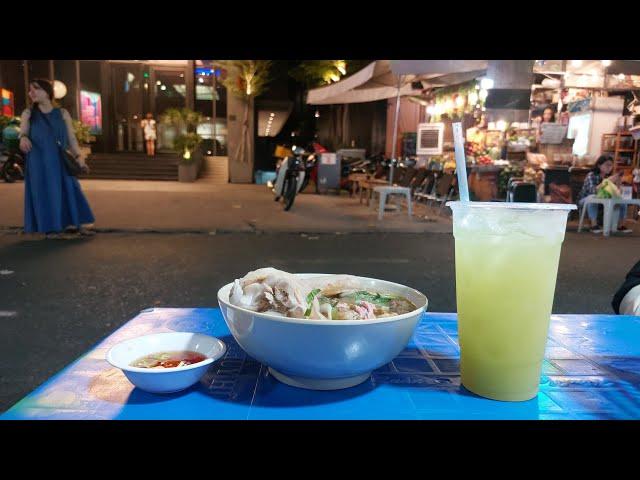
[603, 202, 613, 237]
[406, 193, 412, 217]
[378, 192, 385, 221]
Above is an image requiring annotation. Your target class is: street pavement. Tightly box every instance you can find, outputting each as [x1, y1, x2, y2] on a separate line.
[1, 230, 639, 413]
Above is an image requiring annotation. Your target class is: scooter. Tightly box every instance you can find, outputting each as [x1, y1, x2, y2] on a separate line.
[272, 148, 307, 211]
[0, 145, 25, 183]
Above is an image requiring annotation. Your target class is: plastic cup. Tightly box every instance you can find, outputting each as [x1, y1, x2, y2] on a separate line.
[447, 201, 575, 401]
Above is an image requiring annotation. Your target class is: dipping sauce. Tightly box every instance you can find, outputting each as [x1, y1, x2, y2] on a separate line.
[130, 350, 208, 369]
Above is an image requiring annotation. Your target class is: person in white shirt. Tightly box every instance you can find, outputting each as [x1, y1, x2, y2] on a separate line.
[613, 260, 640, 316]
[140, 113, 157, 156]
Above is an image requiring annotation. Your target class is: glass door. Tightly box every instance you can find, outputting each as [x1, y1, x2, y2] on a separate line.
[111, 63, 144, 152]
[150, 66, 189, 153]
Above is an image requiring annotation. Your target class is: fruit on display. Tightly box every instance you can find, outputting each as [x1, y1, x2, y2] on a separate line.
[476, 155, 494, 165]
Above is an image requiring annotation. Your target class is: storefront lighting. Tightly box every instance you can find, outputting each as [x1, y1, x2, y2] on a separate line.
[156, 80, 162, 85]
[198, 77, 204, 84]
[455, 95, 466, 108]
[144, 83, 148, 89]
[475, 83, 480, 90]
[496, 120, 507, 131]
[292, 145, 297, 150]
[601, 60, 612, 67]
[479, 89, 488, 101]
[571, 60, 583, 67]
[468, 91, 479, 105]
[480, 78, 494, 90]
[618, 74, 626, 81]
[426, 105, 435, 115]
[183, 148, 191, 160]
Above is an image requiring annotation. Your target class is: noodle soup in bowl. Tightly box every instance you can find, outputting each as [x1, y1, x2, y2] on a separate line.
[217, 273, 428, 390]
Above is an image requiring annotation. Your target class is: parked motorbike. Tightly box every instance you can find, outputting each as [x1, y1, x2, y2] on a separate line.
[272, 147, 308, 211]
[0, 145, 25, 183]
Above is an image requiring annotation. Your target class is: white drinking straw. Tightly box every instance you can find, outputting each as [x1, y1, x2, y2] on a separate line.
[452, 122, 470, 202]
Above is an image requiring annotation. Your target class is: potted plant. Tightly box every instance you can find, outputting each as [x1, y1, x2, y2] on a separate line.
[161, 108, 204, 182]
[73, 120, 95, 157]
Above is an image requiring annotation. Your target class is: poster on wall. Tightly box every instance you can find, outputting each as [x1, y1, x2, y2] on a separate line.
[1, 89, 15, 117]
[80, 90, 102, 134]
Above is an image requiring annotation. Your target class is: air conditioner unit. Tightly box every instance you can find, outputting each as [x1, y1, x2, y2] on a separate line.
[416, 122, 444, 155]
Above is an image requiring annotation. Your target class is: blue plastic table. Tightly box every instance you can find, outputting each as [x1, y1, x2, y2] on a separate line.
[3, 308, 640, 420]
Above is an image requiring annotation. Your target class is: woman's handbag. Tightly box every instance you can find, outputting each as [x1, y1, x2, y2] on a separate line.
[37, 109, 83, 177]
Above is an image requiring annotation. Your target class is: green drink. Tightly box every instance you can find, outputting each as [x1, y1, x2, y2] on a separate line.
[447, 201, 575, 401]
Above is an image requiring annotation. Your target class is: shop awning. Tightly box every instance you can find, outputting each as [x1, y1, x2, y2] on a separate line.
[390, 60, 488, 76]
[306, 60, 487, 105]
[306, 61, 425, 105]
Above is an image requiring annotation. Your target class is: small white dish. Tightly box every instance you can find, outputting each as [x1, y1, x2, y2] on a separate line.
[106, 332, 226, 394]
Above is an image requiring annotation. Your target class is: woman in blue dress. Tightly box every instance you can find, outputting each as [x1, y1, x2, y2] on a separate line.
[18, 79, 95, 238]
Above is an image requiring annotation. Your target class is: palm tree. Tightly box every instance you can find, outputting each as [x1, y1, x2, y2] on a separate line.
[214, 60, 272, 165]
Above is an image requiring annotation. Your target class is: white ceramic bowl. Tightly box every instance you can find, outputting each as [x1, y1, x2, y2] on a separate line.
[106, 332, 226, 394]
[217, 274, 428, 390]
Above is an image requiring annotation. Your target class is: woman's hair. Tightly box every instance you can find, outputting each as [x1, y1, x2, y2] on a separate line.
[30, 78, 55, 103]
[593, 154, 613, 174]
[542, 106, 556, 123]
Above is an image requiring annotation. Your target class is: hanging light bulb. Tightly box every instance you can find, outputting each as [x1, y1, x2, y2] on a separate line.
[315, 109, 320, 118]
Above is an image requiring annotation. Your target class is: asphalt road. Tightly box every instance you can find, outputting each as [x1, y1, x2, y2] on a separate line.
[1, 231, 638, 412]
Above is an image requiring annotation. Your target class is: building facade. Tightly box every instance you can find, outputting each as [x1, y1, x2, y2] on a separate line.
[0, 60, 229, 158]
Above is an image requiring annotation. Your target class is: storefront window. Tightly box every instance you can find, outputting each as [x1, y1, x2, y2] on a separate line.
[53, 60, 77, 117]
[0, 60, 26, 113]
[154, 69, 187, 152]
[27, 60, 51, 82]
[194, 61, 228, 156]
[79, 61, 105, 152]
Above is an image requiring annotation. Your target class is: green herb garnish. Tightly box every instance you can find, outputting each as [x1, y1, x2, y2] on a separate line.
[304, 289, 321, 317]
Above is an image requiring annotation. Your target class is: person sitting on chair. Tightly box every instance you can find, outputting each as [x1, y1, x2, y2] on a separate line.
[577, 155, 632, 234]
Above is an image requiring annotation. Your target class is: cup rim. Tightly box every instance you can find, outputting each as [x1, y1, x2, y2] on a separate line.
[446, 201, 576, 211]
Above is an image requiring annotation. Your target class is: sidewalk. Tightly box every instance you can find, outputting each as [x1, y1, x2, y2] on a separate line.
[0, 180, 453, 234]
